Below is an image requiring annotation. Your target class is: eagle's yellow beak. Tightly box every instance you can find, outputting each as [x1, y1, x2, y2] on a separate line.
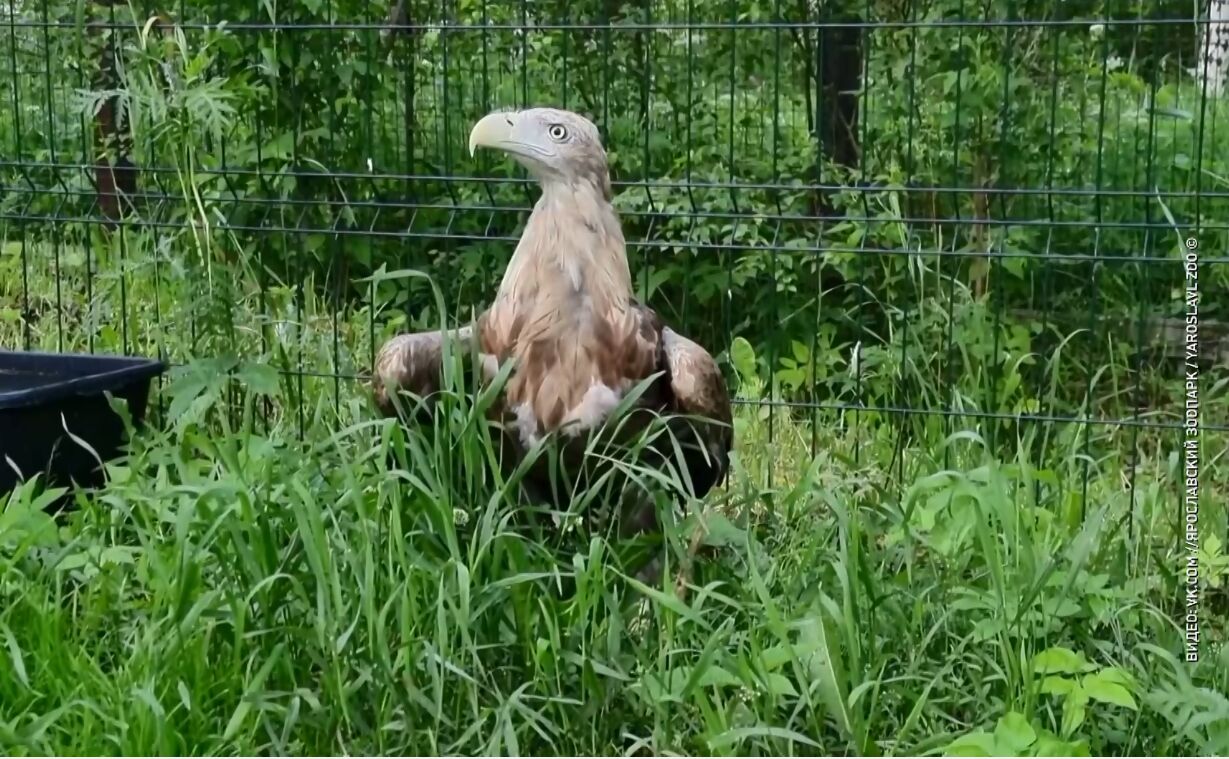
[469, 111, 519, 157]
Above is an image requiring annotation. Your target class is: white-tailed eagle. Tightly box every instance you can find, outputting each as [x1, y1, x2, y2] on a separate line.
[373, 107, 733, 577]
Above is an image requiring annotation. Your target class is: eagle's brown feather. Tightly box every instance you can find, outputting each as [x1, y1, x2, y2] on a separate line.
[372, 324, 499, 417]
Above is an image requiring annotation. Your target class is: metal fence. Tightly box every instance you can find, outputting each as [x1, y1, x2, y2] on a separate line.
[1, 0, 1227, 487]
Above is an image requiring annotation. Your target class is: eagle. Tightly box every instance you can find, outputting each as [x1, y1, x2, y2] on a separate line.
[372, 107, 733, 580]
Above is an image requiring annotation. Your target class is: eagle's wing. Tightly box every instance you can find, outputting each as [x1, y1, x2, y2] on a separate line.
[657, 324, 734, 499]
[371, 323, 499, 417]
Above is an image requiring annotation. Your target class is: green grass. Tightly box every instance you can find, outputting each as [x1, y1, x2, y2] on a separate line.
[1, 237, 1228, 756]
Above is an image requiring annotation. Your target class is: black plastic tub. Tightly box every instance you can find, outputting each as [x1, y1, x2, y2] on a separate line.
[0, 350, 166, 500]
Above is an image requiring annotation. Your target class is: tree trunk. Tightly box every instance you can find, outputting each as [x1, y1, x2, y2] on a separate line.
[808, 9, 862, 218]
[1195, 0, 1229, 95]
[818, 22, 862, 171]
[92, 0, 138, 224]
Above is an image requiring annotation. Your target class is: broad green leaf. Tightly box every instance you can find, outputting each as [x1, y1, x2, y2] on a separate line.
[694, 511, 748, 549]
[1034, 731, 1090, 757]
[697, 665, 741, 689]
[1093, 667, 1135, 688]
[1061, 686, 1088, 738]
[762, 673, 798, 698]
[637, 671, 682, 703]
[945, 731, 998, 757]
[798, 613, 852, 739]
[1082, 673, 1137, 710]
[101, 546, 138, 565]
[1040, 675, 1074, 695]
[994, 711, 1037, 752]
[730, 336, 758, 383]
[1034, 646, 1092, 675]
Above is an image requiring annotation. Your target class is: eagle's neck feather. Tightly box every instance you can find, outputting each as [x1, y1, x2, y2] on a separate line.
[496, 177, 631, 309]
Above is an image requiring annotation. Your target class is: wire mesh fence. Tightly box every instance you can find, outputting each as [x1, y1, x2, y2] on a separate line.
[1, 0, 1226, 496]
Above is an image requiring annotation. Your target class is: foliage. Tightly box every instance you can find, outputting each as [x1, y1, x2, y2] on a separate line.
[1, 1, 1227, 754]
[945, 711, 1091, 756]
[1, 247, 1227, 755]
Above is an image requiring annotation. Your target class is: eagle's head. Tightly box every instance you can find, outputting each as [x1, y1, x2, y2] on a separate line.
[468, 107, 608, 190]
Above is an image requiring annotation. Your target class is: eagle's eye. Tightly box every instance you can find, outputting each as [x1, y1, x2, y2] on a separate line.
[547, 123, 569, 142]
